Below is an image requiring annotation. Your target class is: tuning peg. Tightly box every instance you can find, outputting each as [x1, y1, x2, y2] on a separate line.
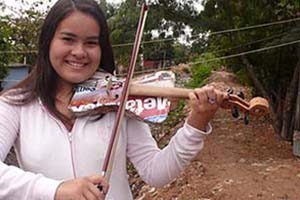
[237, 91, 245, 99]
[231, 106, 240, 118]
[227, 88, 234, 94]
[244, 111, 249, 125]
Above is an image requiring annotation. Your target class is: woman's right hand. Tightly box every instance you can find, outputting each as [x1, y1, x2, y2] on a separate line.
[54, 175, 109, 200]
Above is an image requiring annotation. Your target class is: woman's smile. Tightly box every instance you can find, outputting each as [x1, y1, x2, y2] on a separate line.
[65, 60, 88, 69]
[49, 10, 101, 85]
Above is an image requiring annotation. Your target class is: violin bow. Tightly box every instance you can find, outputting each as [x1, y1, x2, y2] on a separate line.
[101, 3, 149, 181]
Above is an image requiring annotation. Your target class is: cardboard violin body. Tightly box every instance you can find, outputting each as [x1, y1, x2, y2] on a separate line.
[69, 70, 177, 123]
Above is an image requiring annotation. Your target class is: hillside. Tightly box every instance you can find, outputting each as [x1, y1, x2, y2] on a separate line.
[131, 69, 300, 200]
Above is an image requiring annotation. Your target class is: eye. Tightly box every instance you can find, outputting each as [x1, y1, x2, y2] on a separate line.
[86, 40, 99, 46]
[62, 37, 74, 43]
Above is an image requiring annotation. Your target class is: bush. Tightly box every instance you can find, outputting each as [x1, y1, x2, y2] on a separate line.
[186, 53, 222, 88]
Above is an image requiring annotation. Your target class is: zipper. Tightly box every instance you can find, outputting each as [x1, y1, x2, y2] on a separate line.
[67, 131, 77, 178]
[38, 98, 78, 178]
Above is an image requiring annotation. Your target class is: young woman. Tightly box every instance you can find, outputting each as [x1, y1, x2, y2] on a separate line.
[0, 0, 226, 199]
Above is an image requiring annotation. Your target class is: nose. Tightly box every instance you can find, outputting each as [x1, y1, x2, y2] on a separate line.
[71, 43, 87, 59]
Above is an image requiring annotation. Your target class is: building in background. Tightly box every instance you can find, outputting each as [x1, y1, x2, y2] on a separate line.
[1, 63, 32, 90]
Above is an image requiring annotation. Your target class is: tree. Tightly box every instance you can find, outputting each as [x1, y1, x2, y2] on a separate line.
[107, 0, 199, 71]
[0, 15, 11, 87]
[107, 0, 142, 69]
[190, 0, 300, 141]
[0, 0, 48, 66]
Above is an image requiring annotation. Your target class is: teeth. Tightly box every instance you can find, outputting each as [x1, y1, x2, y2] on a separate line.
[68, 61, 85, 68]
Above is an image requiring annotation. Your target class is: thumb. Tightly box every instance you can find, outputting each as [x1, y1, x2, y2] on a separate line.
[88, 175, 110, 195]
[87, 175, 104, 184]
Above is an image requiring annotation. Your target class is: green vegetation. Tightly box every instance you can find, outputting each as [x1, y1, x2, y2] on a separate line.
[186, 53, 222, 88]
[1, 0, 300, 140]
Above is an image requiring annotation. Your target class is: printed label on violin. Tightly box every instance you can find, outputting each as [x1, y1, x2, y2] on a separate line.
[69, 70, 175, 123]
[75, 86, 96, 93]
[126, 96, 170, 123]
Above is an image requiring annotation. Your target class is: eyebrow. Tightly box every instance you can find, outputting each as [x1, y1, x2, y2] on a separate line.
[59, 31, 99, 40]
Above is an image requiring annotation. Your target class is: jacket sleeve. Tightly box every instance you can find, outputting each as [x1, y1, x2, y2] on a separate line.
[126, 117, 212, 187]
[0, 99, 61, 200]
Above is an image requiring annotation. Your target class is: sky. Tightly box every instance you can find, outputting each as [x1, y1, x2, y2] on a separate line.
[1, 0, 122, 16]
[1, 0, 202, 44]
[2, 0, 203, 16]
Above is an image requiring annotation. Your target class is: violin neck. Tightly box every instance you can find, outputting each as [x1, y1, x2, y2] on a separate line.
[130, 84, 193, 99]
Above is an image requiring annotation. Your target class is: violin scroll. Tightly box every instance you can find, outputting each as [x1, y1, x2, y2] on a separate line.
[221, 94, 269, 117]
[248, 97, 270, 117]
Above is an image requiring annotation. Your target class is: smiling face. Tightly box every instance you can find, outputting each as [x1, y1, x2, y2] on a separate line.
[49, 10, 101, 87]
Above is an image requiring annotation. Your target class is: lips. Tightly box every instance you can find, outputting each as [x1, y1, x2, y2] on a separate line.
[66, 60, 87, 68]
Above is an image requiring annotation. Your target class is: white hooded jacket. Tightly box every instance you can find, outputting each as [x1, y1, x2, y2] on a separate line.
[0, 97, 211, 200]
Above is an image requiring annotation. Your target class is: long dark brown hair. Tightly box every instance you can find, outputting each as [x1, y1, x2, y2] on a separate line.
[2, 0, 115, 124]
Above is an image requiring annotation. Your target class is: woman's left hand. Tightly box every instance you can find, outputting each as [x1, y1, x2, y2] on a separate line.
[187, 84, 227, 131]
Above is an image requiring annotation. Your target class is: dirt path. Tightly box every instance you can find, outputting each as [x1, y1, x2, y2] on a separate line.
[134, 70, 300, 200]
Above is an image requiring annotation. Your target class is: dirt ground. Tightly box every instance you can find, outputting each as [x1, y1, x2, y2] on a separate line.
[4, 69, 300, 200]
[131, 70, 300, 200]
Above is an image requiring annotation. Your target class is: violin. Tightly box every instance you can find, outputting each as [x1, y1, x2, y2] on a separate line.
[81, 3, 269, 183]
[69, 70, 269, 124]
[75, 71, 269, 183]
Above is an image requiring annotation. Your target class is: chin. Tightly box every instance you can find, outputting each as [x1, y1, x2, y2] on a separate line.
[66, 73, 93, 83]
[66, 76, 88, 84]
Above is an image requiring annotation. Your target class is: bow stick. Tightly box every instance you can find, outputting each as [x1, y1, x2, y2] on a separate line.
[101, 3, 149, 181]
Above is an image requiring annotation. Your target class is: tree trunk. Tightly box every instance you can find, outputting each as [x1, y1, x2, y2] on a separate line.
[293, 45, 300, 155]
[280, 65, 298, 139]
[294, 45, 300, 131]
[294, 76, 300, 129]
[240, 55, 278, 132]
[293, 60, 300, 155]
[240, 55, 268, 97]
